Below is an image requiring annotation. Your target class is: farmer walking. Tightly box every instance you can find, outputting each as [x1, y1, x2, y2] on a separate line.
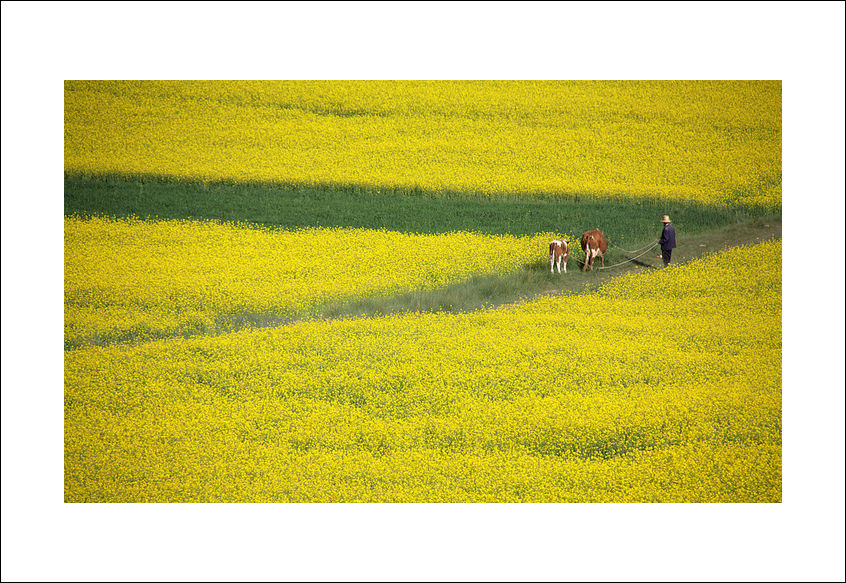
[659, 215, 676, 266]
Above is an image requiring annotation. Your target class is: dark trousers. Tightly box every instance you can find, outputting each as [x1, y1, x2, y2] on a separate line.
[662, 249, 672, 266]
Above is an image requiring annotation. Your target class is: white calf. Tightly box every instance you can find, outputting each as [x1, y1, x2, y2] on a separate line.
[549, 239, 569, 274]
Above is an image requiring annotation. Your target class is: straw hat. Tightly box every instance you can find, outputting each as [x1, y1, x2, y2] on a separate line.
[662, 215, 671, 223]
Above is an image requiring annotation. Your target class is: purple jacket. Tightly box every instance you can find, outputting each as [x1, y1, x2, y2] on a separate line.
[659, 224, 676, 250]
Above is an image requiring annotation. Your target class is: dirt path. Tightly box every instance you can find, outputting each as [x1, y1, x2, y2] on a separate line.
[534, 215, 782, 298]
[665, 215, 781, 265]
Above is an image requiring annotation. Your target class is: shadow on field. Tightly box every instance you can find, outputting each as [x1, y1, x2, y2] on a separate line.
[65, 173, 774, 241]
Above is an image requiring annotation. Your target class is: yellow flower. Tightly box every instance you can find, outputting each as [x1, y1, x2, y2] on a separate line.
[65, 240, 782, 503]
[65, 80, 781, 208]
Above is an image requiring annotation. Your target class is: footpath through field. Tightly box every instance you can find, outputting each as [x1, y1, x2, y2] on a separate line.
[63, 215, 782, 350]
[532, 216, 782, 299]
[289, 215, 783, 327]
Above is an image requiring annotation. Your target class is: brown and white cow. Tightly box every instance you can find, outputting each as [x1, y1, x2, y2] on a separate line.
[549, 239, 569, 274]
[580, 228, 608, 271]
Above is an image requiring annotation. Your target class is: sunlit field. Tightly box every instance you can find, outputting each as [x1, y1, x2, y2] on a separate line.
[65, 80, 781, 207]
[64, 216, 568, 348]
[65, 240, 781, 502]
[64, 80, 782, 503]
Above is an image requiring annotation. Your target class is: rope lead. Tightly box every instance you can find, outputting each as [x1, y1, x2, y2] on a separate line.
[573, 241, 660, 270]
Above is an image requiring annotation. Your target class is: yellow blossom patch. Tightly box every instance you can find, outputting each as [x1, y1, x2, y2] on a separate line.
[65, 216, 561, 347]
[65, 80, 781, 206]
[65, 240, 781, 502]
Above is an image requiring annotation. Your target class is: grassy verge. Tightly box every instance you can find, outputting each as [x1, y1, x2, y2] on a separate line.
[65, 173, 773, 243]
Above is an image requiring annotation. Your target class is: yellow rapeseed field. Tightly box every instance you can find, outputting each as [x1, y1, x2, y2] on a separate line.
[64, 240, 782, 502]
[64, 81, 781, 206]
[65, 216, 563, 348]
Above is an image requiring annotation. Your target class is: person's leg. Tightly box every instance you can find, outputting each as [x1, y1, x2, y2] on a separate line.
[662, 249, 672, 266]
